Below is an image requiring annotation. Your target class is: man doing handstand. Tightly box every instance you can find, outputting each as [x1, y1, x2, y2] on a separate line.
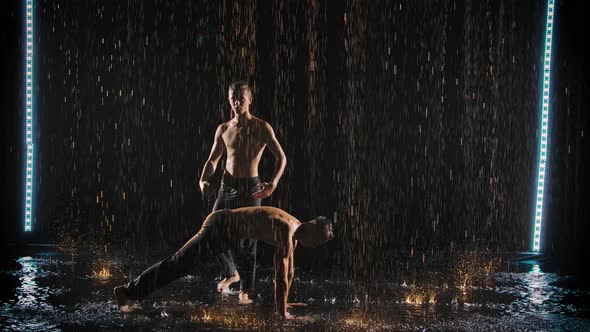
[114, 206, 334, 318]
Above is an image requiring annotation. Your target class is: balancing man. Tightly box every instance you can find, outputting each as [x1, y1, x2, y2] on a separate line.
[199, 81, 287, 303]
[114, 206, 334, 318]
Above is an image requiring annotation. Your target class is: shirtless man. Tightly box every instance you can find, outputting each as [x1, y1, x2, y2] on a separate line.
[199, 81, 287, 302]
[114, 206, 334, 318]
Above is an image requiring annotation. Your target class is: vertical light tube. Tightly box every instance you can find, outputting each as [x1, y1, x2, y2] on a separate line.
[532, 0, 555, 252]
[24, 0, 34, 232]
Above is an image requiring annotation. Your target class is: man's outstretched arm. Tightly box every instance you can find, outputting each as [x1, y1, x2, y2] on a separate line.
[287, 240, 296, 293]
[273, 246, 292, 318]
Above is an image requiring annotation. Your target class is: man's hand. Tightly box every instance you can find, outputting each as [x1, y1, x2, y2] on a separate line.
[199, 180, 215, 198]
[252, 182, 276, 199]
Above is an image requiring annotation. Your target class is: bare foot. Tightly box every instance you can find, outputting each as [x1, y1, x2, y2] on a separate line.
[287, 302, 308, 308]
[217, 271, 240, 293]
[114, 286, 137, 312]
[278, 311, 294, 319]
[238, 291, 254, 305]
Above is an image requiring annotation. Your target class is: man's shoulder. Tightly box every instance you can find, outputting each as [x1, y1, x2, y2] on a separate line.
[250, 116, 274, 131]
[250, 115, 268, 125]
[217, 122, 231, 132]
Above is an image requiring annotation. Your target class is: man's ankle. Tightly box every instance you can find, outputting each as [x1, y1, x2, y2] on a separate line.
[238, 291, 254, 304]
[217, 271, 241, 293]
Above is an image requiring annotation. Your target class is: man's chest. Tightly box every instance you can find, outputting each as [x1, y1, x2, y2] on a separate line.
[222, 126, 264, 150]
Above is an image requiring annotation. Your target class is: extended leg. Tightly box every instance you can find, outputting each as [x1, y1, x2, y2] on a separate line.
[115, 230, 221, 310]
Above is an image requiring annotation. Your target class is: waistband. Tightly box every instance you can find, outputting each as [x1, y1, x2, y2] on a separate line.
[221, 172, 260, 186]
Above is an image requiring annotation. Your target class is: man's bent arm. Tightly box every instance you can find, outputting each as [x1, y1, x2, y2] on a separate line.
[264, 123, 287, 187]
[199, 125, 225, 186]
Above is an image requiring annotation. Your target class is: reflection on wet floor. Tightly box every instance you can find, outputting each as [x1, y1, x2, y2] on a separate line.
[1, 246, 589, 331]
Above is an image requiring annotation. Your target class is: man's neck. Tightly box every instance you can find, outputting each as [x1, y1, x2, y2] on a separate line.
[233, 111, 252, 124]
[292, 223, 305, 242]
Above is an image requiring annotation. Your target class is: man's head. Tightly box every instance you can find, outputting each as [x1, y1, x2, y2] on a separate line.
[295, 216, 334, 248]
[228, 81, 252, 115]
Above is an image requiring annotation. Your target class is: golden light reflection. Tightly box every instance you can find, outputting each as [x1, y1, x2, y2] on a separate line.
[342, 311, 372, 330]
[189, 307, 271, 329]
[459, 287, 470, 304]
[404, 292, 424, 305]
[455, 253, 501, 290]
[404, 287, 437, 305]
[91, 260, 114, 280]
[399, 253, 504, 307]
[428, 289, 437, 304]
[338, 309, 394, 331]
[96, 267, 112, 279]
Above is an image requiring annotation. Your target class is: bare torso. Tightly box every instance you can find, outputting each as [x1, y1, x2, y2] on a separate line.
[220, 117, 268, 178]
[209, 206, 300, 248]
[190, 206, 312, 318]
[200, 109, 286, 199]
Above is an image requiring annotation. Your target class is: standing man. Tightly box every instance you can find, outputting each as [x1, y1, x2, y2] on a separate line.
[199, 81, 287, 304]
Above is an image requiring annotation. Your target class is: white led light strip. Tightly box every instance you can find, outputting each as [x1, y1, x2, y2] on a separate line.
[24, 0, 34, 232]
[532, 0, 555, 252]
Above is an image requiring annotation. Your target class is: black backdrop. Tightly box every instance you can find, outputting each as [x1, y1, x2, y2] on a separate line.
[2, 0, 588, 279]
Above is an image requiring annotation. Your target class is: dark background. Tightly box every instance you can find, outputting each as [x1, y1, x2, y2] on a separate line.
[1, 0, 588, 279]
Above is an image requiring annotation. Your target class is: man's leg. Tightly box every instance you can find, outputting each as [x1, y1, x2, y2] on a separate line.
[236, 179, 261, 302]
[212, 176, 261, 296]
[115, 225, 223, 310]
[212, 181, 239, 292]
[216, 250, 239, 293]
[236, 238, 257, 304]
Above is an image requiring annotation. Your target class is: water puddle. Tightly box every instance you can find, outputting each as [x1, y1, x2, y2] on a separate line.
[1, 247, 589, 331]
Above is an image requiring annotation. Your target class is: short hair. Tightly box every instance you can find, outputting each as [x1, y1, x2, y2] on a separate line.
[309, 216, 331, 225]
[310, 216, 334, 242]
[228, 81, 252, 96]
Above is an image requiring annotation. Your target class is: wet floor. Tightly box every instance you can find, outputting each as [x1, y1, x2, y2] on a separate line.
[1, 245, 589, 331]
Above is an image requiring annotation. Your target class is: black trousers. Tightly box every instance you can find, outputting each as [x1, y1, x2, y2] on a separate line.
[123, 211, 236, 301]
[211, 173, 261, 293]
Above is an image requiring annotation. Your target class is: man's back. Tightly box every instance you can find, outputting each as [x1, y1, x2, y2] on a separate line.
[205, 206, 300, 247]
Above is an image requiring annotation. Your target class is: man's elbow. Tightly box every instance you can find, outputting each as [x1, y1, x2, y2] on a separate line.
[207, 159, 219, 169]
